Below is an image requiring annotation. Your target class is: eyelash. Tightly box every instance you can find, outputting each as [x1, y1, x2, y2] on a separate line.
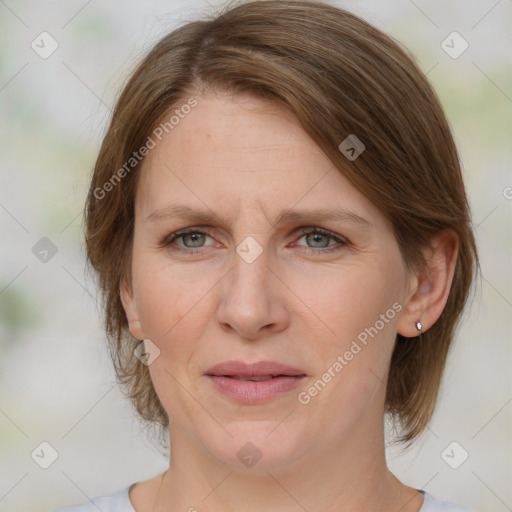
[160, 227, 349, 255]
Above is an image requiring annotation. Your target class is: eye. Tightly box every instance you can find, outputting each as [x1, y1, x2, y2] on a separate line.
[160, 226, 349, 255]
[294, 227, 349, 254]
[161, 228, 214, 253]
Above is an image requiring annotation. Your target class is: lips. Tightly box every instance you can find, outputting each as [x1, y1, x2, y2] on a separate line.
[205, 360, 306, 404]
[205, 360, 306, 379]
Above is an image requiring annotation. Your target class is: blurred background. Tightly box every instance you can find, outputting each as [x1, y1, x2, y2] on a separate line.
[0, 0, 510, 510]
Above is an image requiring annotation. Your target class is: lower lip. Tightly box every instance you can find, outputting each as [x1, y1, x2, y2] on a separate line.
[206, 375, 306, 404]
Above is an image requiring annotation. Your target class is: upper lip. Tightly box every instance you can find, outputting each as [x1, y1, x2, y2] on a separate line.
[205, 360, 306, 377]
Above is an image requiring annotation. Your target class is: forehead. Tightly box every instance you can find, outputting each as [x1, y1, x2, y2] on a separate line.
[135, 92, 383, 226]
[145, 92, 325, 168]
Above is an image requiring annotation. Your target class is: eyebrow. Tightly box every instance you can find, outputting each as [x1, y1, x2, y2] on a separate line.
[145, 204, 371, 229]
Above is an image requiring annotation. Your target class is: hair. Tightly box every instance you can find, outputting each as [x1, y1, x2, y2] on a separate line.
[84, 0, 478, 446]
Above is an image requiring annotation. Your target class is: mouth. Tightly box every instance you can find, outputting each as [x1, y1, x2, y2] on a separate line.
[205, 360, 306, 404]
[228, 375, 284, 381]
[205, 360, 306, 379]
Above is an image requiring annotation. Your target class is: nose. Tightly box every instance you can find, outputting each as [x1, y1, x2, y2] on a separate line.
[216, 244, 290, 341]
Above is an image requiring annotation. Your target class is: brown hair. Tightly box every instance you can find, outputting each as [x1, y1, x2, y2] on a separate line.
[84, 0, 478, 445]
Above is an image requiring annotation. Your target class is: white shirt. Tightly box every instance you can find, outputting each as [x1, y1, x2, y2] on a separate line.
[50, 484, 474, 511]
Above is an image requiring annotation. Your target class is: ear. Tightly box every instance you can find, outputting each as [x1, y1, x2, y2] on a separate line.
[120, 277, 144, 341]
[397, 229, 459, 337]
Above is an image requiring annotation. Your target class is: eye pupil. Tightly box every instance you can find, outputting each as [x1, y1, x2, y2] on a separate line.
[184, 232, 205, 247]
[306, 232, 330, 248]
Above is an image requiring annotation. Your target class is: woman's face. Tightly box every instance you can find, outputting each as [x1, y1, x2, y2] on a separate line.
[121, 91, 415, 471]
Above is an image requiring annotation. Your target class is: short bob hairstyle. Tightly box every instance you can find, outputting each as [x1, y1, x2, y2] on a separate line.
[85, 0, 478, 445]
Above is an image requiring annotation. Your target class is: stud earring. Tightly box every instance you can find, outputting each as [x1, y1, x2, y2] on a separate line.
[415, 321, 422, 332]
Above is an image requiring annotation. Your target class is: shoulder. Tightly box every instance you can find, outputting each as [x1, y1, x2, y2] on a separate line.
[420, 491, 474, 512]
[49, 484, 136, 512]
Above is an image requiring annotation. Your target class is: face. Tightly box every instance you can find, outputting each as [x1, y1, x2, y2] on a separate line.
[121, 91, 415, 472]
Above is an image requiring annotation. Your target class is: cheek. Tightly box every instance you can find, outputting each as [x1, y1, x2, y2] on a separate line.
[132, 250, 215, 341]
[131, 252, 215, 413]
[295, 257, 404, 407]
[296, 260, 403, 351]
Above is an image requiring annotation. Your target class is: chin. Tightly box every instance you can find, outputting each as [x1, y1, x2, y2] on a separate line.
[202, 422, 308, 472]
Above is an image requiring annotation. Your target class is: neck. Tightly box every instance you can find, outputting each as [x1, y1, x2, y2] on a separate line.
[152, 416, 423, 512]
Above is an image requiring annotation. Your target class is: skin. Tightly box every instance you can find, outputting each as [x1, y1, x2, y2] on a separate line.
[121, 90, 459, 512]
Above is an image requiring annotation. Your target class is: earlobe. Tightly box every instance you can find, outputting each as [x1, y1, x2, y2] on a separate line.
[397, 230, 459, 338]
[120, 278, 144, 341]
